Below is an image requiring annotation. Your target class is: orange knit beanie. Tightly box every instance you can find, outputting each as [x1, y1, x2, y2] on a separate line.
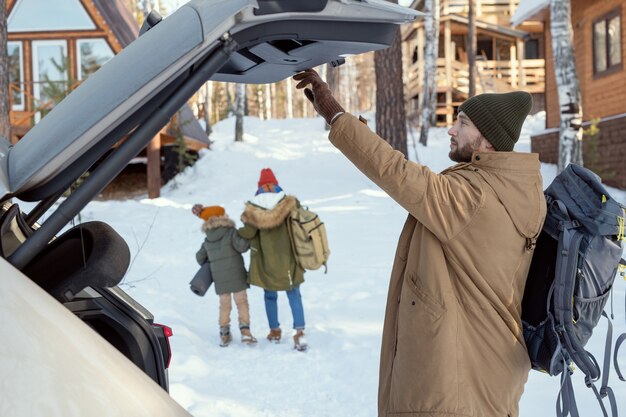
[199, 205, 226, 221]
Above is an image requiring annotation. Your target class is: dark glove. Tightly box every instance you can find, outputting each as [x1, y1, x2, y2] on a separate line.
[192, 204, 204, 217]
[293, 69, 345, 125]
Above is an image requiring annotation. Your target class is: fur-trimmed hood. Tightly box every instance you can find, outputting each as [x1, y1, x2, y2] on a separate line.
[241, 195, 297, 230]
[201, 215, 235, 237]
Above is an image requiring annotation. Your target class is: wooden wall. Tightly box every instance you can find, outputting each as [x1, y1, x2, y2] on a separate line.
[545, 0, 626, 129]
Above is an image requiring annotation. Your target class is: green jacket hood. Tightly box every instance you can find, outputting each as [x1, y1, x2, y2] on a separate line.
[202, 215, 236, 241]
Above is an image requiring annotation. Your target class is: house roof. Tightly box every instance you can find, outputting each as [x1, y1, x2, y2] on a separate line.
[166, 105, 211, 147]
[445, 14, 530, 39]
[406, 0, 529, 39]
[511, 0, 549, 26]
[92, 0, 139, 48]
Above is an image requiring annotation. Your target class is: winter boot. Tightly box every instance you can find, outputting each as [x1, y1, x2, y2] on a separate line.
[293, 329, 308, 352]
[267, 328, 282, 343]
[240, 325, 257, 345]
[219, 326, 232, 347]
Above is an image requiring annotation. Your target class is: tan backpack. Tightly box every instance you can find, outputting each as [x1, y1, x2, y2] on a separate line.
[288, 206, 330, 273]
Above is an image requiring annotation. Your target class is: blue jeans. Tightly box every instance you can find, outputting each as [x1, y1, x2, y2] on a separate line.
[264, 287, 305, 330]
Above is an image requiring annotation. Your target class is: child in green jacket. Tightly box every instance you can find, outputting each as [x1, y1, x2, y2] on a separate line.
[195, 205, 257, 347]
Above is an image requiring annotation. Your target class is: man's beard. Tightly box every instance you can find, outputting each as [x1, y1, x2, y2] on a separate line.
[449, 136, 482, 163]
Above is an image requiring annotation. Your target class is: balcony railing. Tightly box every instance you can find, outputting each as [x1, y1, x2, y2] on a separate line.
[405, 57, 545, 99]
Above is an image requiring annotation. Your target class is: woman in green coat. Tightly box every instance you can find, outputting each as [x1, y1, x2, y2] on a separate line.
[238, 168, 307, 351]
[195, 205, 257, 347]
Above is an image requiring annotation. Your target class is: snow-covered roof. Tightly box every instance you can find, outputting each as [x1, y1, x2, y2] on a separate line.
[511, 0, 549, 26]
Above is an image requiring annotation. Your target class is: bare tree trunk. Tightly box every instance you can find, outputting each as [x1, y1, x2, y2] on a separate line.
[234, 83, 245, 142]
[550, 0, 583, 172]
[286, 77, 294, 119]
[467, 0, 477, 97]
[265, 84, 272, 119]
[326, 63, 341, 131]
[226, 83, 234, 116]
[0, 0, 9, 141]
[419, 0, 440, 146]
[256, 85, 264, 120]
[203, 82, 212, 137]
[374, 0, 408, 157]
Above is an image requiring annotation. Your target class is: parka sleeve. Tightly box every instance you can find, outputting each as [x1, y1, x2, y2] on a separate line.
[196, 243, 208, 265]
[231, 228, 250, 253]
[238, 224, 258, 240]
[329, 113, 482, 242]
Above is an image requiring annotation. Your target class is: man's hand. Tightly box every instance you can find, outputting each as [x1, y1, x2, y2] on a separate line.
[293, 69, 345, 125]
[191, 204, 203, 217]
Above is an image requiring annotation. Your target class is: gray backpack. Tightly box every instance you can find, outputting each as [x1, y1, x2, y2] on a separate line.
[522, 164, 626, 417]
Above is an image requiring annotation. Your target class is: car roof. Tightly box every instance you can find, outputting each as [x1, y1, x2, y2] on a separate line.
[0, 0, 421, 202]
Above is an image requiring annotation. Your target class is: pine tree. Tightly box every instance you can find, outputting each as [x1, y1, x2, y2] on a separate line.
[374, 0, 407, 157]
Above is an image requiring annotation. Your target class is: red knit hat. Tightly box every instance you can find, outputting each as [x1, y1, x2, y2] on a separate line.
[258, 168, 279, 187]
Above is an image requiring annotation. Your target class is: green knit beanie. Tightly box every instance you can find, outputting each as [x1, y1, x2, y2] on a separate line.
[458, 91, 533, 151]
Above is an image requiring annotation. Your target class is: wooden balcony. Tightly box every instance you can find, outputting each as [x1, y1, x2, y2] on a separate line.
[405, 57, 545, 124]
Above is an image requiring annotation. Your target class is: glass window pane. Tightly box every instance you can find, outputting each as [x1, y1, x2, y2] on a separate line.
[77, 39, 115, 80]
[7, 42, 23, 109]
[608, 15, 621, 66]
[8, 0, 95, 32]
[594, 20, 607, 72]
[34, 42, 68, 111]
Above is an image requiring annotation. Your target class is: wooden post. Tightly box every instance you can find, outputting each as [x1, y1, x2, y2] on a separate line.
[510, 43, 517, 88]
[517, 39, 526, 87]
[445, 19, 453, 126]
[147, 133, 161, 199]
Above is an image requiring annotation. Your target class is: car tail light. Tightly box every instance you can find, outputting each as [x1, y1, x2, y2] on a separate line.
[153, 323, 173, 368]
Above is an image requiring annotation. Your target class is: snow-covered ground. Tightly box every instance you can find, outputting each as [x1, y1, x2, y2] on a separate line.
[26, 112, 626, 416]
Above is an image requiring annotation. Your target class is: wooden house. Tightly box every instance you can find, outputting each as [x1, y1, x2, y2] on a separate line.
[403, 0, 546, 126]
[6, 0, 209, 198]
[516, 0, 626, 189]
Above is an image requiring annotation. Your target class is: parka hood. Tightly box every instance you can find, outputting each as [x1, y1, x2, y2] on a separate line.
[471, 151, 546, 239]
[241, 195, 297, 230]
[201, 215, 235, 241]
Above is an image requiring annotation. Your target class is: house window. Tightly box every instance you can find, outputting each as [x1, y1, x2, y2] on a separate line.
[32, 40, 68, 122]
[525, 39, 540, 60]
[77, 39, 115, 80]
[593, 9, 622, 76]
[7, 42, 24, 111]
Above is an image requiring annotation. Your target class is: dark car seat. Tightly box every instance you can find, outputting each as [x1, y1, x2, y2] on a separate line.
[22, 221, 130, 302]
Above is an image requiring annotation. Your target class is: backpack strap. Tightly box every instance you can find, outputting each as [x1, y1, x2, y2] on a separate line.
[552, 203, 594, 376]
[615, 266, 626, 382]
[587, 312, 618, 417]
[556, 357, 580, 417]
[615, 333, 626, 382]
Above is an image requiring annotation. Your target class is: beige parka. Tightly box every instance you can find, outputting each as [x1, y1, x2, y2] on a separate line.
[329, 114, 546, 417]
